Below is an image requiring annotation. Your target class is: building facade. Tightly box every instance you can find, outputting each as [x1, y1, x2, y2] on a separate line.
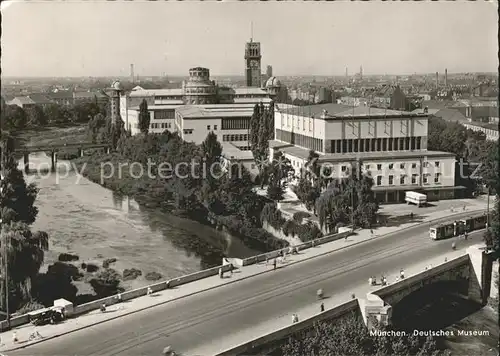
[120, 67, 278, 136]
[175, 104, 258, 150]
[271, 103, 459, 203]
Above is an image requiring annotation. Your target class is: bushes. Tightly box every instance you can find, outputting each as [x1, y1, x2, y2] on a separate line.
[89, 268, 124, 298]
[260, 203, 286, 230]
[58, 253, 79, 262]
[123, 268, 142, 281]
[102, 258, 117, 269]
[218, 215, 289, 251]
[145, 272, 162, 281]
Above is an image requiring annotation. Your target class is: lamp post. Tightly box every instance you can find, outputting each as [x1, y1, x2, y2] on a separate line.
[0, 172, 9, 329]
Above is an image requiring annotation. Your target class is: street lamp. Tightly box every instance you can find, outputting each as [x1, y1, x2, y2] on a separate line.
[0, 172, 9, 329]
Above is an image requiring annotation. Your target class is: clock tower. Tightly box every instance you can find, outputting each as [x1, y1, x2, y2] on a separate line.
[245, 39, 262, 87]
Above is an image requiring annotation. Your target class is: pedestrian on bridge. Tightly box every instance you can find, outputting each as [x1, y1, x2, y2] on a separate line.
[320, 303, 325, 312]
[273, 258, 277, 270]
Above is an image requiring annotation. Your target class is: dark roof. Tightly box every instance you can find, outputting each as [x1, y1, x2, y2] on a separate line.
[431, 108, 468, 123]
[74, 91, 108, 99]
[46, 91, 73, 100]
[27, 93, 53, 104]
[422, 100, 454, 110]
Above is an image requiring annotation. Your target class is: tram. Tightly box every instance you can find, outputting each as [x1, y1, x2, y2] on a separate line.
[429, 212, 489, 240]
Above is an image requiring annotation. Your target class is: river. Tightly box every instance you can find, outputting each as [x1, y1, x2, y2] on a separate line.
[21, 153, 260, 290]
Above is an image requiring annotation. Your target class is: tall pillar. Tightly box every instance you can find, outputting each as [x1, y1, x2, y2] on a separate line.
[23, 153, 30, 174]
[105, 146, 111, 154]
[78, 148, 84, 157]
[50, 151, 57, 173]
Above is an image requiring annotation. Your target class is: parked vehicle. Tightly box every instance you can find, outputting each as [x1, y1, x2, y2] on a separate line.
[30, 309, 64, 326]
[429, 212, 489, 240]
[405, 191, 427, 207]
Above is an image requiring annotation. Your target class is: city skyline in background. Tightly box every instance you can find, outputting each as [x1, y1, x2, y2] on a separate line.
[1, 1, 498, 78]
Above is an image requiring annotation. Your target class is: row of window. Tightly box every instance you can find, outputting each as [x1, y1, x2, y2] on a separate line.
[221, 118, 250, 130]
[207, 125, 218, 130]
[276, 129, 323, 152]
[222, 134, 249, 142]
[183, 129, 193, 135]
[376, 173, 441, 186]
[364, 161, 440, 171]
[151, 123, 171, 129]
[154, 110, 175, 120]
[328, 137, 423, 154]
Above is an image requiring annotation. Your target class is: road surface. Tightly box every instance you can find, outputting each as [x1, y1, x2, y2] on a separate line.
[8, 213, 483, 356]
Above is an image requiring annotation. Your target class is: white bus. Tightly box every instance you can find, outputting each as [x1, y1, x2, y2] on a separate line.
[405, 191, 427, 207]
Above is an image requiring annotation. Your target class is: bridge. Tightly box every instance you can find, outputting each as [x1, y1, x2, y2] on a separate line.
[15, 142, 111, 173]
[363, 244, 494, 330]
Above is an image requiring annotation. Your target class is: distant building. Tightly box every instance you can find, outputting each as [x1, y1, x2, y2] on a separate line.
[372, 85, 407, 110]
[266, 65, 273, 78]
[73, 91, 108, 105]
[7, 93, 53, 108]
[221, 142, 259, 180]
[318, 87, 333, 104]
[46, 91, 73, 106]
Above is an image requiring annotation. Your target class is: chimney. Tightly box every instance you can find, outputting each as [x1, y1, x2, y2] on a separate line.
[435, 72, 439, 88]
[445, 68, 448, 87]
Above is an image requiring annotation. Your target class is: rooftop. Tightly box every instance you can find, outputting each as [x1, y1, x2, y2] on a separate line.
[269, 140, 455, 162]
[128, 88, 184, 97]
[280, 103, 421, 119]
[176, 105, 254, 118]
[221, 143, 254, 161]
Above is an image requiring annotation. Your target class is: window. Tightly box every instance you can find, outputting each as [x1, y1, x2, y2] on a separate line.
[377, 164, 382, 170]
[434, 173, 441, 183]
[400, 175, 406, 185]
[435, 161, 440, 168]
[365, 164, 370, 170]
[214, 125, 218, 130]
[376, 176, 382, 185]
[423, 161, 429, 168]
[341, 166, 347, 172]
[183, 129, 193, 135]
[412, 174, 418, 184]
[412, 163, 417, 169]
[388, 163, 394, 170]
[400, 163, 405, 169]
[207, 125, 211, 130]
[423, 174, 429, 184]
[388, 175, 394, 185]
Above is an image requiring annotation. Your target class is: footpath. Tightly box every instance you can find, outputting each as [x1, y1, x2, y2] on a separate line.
[0, 199, 489, 353]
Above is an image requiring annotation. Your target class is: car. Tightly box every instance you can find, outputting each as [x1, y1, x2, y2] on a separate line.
[30, 309, 64, 326]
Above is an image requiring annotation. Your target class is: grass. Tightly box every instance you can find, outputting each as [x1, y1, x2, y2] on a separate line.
[13, 124, 89, 147]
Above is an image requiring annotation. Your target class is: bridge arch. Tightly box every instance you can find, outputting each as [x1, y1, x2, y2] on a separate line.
[390, 279, 481, 331]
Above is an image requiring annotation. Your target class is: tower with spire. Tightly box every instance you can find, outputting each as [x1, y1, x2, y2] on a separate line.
[244, 22, 262, 87]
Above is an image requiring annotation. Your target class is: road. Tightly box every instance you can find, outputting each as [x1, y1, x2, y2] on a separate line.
[8, 213, 483, 356]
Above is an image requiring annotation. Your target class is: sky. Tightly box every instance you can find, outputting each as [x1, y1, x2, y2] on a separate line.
[1, 0, 498, 77]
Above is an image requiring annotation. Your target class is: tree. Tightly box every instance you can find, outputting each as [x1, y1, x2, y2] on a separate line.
[138, 99, 150, 135]
[25, 105, 47, 127]
[31, 262, 79, 306]
[267, 150, 294, 201]
[0, 222, 49, 311]
[282, 314, 450, 356]
[201, 131, 222, 166]
[89, 268, 123, 298]
[0, 135, 39, 225]
[3, 105, 27, 130]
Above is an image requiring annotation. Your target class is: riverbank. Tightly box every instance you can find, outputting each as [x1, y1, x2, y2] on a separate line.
[70, 146, 289, 254]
